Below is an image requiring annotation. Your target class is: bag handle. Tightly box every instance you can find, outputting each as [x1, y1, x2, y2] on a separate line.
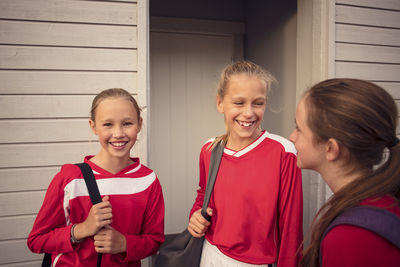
[201, 140, 225, 221]
[76, 163, 102, 267]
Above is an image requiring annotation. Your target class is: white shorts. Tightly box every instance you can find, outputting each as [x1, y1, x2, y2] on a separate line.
[200, 239, 275, 267]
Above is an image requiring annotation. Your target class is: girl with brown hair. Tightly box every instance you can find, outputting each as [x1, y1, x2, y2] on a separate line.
[290, 78, 400, 267]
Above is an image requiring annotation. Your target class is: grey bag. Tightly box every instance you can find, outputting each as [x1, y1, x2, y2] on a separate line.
[154, 140, 225, 267]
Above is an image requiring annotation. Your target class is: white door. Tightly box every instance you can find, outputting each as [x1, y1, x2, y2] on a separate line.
[150, 31, 235, 234]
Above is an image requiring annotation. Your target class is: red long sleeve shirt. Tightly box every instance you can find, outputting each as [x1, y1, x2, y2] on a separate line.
[190, 131, 303, 266]
[28, 156, 164, 266]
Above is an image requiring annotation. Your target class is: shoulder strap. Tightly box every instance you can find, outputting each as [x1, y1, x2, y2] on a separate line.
[201, 140, 225, 221]
[76, 163, 102, 205]
[320, 205, 400, 265]
[75, 163, 102, 267]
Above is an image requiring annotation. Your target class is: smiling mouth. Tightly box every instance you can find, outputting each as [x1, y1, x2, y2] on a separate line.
[110, 141, 128, 147]
[236, 120, 255, 127]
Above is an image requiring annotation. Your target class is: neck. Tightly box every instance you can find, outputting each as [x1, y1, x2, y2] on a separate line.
[226, 129, 262, 151]
[319, 164, 362, 193]
[90, 153, 133, 174]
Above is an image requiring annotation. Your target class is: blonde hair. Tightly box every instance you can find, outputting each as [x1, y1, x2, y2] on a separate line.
[211, 60, 275, 148]
[90, 88, 142, 122]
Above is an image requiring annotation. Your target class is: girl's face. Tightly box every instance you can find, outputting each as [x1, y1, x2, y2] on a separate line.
[289, 96, 325, 171]
[90, 97, 142, 162]
[217, 74, 266, 150]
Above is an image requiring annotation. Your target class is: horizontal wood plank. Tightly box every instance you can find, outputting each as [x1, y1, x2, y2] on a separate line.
[0, 167, 58, 192]
[0, 261, 41, 267]
[0, 70, 137, 94]
[0, 239, 41, 264]
[336, 0, 400, 10]
[0, 119, 95, 143]
[0, 95, 93, 118]
[335, 62, 400, 81]
[374, 82, 400, 98]
[336, 5, 400, 28]
[0, 0, 137, 25]
[336, 43, 400, 64]
[0, 215, 36, 240]
[0, 142, 141, 168]
[336, 24, 400, 46]
[0, 46, 137, 71]
[0, 20, 137, 48]
[0, 143, 100, 168]
[0, 191, 45, 217]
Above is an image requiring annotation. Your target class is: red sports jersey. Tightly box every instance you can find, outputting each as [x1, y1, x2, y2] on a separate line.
[190, 131, 303, 266]
[321, 195, 400, 267]
[28, 156, 164, 267]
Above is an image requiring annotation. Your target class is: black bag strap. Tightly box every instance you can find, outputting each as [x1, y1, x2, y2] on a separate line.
[320, 205, 400, 265]
[76, 163, 102, 267]
[200, 140, 225, 221]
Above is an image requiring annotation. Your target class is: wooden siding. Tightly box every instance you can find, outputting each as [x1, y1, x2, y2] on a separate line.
[335, 0, 400, 136]
[0, 0, 141, 266]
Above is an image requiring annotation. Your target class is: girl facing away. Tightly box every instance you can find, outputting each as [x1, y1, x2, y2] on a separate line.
[187, 61, 303, 267]
[28, 88, 165, 266]
[289, 78, 400, 267]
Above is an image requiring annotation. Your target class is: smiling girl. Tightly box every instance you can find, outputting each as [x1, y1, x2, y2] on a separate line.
[187, 61, 303, 267]
[28, 88, 165, 266]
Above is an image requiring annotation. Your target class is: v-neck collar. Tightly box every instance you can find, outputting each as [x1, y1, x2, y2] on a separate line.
[84, 156, 141, 176]
[223, 130, 269, 158]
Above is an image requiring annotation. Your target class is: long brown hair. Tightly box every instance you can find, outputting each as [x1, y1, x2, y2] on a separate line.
[301, 78, 400, 266]
[211, 60, 275, 148]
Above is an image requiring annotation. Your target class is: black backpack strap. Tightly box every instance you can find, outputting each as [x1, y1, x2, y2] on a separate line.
[76, 163, 102, 267]
[200, 139, 225, 221]
[320, 205, 400, 265]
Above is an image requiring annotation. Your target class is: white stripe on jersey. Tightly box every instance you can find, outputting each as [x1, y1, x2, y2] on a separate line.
[63, 172, 156, 224]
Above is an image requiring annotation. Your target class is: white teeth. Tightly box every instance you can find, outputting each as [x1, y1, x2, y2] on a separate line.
[238, 121, 254, 127]
[112, 142, 126, 147]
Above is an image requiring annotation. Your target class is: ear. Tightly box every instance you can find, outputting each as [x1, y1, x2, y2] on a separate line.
[325, 138, 340, 161]
[216, 95, 224, 113]
[89, 119, 98, 135]
[138, 117, 143, 132]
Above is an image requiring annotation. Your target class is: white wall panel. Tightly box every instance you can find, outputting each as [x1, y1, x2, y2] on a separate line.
[0, 143, 101, 168]
[0, 20, 137, 48]
[0, 167, 58, 192]
[0, 95, 93, 118]
[0, 119, 94, 143]
[336, 24, 400, 46]
[0, 0, 137, 25]
[0, 71, 137, 94]
[0, 240, 42, 264]
[336, 0, 400, 10]
[336, 43, 400, 64]
[0, 46, 137, 71]
[336, 5, 400, 28]
[336, 62, 400, 81]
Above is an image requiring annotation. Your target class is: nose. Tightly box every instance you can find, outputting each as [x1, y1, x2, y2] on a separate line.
[113, 126, 124, 138]
[243, 104, 254, 117]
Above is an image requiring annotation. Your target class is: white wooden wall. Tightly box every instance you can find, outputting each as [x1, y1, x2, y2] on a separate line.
[0, 0, 146, 266]
[334, 0, 400, 136]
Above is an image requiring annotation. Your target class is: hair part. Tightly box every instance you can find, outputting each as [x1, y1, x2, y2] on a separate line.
[301, 78, 400, 266]
[90, 88, 142, 122]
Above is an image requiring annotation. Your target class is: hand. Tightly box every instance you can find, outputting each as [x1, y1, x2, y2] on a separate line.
[187, 208, 212, 238]
[74, 196, 113, 240]
[94, 226, 127, 254]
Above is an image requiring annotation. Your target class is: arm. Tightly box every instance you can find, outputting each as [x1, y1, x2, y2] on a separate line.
[277, 153, 303, 267]
[27, 167, 75, 254]
[116, 178, 165, 263]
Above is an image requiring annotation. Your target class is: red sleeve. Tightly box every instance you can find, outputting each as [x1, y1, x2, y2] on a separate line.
[189, 146, 208, 219]
[27, 166, 76, 254]
[119, 178, 165, 262]
[322, 225, 400, 267]
[277, 153, 303, 267]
